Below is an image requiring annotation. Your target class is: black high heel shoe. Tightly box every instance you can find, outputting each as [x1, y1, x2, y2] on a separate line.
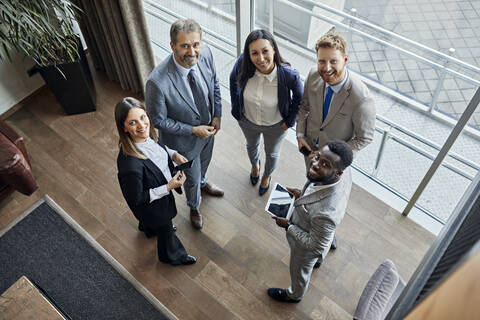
[250, 160, 260, 185]
[259, 176, 271, 196]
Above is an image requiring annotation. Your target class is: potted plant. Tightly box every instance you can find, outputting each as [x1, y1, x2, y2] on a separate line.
[0, 0, 96, 115]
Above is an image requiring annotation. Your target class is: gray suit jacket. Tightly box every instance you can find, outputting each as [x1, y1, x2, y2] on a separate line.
[288, 168, 352, 261]
[145, 46, 222, 159]
[296, 68, 376, 156]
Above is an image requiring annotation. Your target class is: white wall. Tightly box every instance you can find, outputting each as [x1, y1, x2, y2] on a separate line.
[0, 52, 45, 116]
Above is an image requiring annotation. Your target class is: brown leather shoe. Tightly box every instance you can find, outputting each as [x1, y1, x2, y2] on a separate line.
[190, 209, 203, 230]
[201, 182, 224, 197]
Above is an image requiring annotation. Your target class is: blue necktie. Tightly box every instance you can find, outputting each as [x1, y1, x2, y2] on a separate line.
[188, 69, 210, 125]
[323, 86, 334, 121]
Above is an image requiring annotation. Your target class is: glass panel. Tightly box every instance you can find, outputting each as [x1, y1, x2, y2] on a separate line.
[343, 0, 480, 59]
[353, 130, 381, 175]
[418, 164, 473, 222]
[143, 0, 237, 93]
[375, 139, 432, 200]
[433, 76, 479, 131]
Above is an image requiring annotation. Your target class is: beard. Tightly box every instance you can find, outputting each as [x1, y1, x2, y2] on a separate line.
[319, 68, 346, 85]
[181, 54, 198, 67]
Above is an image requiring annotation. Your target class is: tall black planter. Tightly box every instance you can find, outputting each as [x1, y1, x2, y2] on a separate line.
[28, 41, 96, 115]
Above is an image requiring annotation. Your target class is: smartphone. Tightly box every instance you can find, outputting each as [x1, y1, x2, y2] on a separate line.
[299, 146, 311, 156]
[172, 160, 193, 175]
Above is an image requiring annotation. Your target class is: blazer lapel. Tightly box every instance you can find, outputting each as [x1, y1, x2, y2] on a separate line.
[197, 57, 213, 111]
[322, 75, 351, 127]
[167, 56, 200, 116]
[143, 158, 166, 186]
[295, 184, 335, 207]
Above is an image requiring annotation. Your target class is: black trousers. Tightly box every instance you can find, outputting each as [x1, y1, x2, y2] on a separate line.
[141, 221, 188, 265]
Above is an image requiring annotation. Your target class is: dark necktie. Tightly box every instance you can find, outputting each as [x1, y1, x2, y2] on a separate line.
[188, 69, 210, 125]
[323, 86, 334, 121]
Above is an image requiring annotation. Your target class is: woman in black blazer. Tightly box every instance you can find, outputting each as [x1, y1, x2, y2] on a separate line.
[115, 97, 196, 266]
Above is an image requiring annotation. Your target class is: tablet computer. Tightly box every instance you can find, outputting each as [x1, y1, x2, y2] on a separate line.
[265, 183, 295, 219]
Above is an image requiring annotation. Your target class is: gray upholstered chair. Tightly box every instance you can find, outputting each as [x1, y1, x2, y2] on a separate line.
[353, 260, 405, 320]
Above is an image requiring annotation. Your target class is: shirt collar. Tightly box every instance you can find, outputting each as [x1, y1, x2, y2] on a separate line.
[326, 69, 349, 94]
[172, 55, 197, 77]
[309, 178, 341, 191]
[254, 65, 277, 82]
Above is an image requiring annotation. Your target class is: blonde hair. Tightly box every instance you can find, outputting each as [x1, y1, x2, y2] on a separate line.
[114, 97, 158, 159]
[315, 33, 347, 56]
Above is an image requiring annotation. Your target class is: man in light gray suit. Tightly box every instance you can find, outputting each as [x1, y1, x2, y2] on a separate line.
[268, 140, 353, 302]
[296, 33, 376, 164]
[146, 19, 224, 230]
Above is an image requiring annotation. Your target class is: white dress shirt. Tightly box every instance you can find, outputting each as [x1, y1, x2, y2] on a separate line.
[135, 137, 176, 202]
[173, 57, 210, 111]
[304, 179, 341, 196]
[243, 66, 283, 126]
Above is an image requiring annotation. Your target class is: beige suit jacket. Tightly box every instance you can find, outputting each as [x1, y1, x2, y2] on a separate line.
[296, 68, 376, 156]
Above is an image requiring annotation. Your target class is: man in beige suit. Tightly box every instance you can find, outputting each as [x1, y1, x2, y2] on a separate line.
[296, 33, 375, 251]
[296, 33, 376, 165]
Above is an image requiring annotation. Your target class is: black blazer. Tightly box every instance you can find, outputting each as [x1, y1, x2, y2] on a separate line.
[117, 141, 181, 227]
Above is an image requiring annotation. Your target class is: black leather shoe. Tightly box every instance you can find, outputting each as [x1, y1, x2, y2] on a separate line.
[250, 161, 260, 185]
[313, 259, 322, 269]
[181, 255, 197, 265]
[138, 223, 155, 238]
[267, 288, 300, 303]
[250, 173, 259, 185]
[144, 231, 155, 239]
[331, 236, 337, 250]
[259, 176, 271, 196]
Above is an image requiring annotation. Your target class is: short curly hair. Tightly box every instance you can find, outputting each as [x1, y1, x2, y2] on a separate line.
[315, 33, 347, 56]
[327, 140, 353, 171]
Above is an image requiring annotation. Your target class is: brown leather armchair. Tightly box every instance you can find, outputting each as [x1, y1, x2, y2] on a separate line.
[0, 119, 38, 201]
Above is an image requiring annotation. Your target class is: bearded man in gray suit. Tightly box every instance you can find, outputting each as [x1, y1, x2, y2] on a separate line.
[146, 19, 224, 230]
[296, 33, 375, 162]
[268, 140, 353, 302]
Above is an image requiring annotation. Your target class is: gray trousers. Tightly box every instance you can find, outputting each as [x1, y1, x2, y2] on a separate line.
[285, 231, 321, 300]
[237, 118, 287, 177]
[183, 135, 214, 210]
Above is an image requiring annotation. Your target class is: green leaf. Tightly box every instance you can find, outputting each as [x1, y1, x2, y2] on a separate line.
[0, 0, 81, 67]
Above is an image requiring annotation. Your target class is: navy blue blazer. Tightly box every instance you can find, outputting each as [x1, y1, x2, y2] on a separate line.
[229, 54, 303, 128]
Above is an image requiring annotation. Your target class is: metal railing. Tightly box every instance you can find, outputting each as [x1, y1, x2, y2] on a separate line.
[373, 119, 476, 181]
[281, 0, 480, 114]
[144, 1, 236, 57]
[143, 0, 479, 223]
[275, 0, 480, 88]
[294, 0, 480, 76]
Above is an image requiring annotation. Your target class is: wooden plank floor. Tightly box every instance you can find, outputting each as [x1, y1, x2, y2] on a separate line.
[1, 72, 435, 320]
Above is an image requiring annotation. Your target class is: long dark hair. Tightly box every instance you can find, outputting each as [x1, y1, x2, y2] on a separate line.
[114, 97, 158, 159]
[237, 29, 288, 89]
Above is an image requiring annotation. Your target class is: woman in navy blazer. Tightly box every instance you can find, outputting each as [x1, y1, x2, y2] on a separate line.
[230, 29, 303, 195]
[115, 97, 196, 266]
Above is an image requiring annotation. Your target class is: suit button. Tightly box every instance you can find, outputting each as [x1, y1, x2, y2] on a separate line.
[320, 128, 324, 131]
[196, 116, 200, 120]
